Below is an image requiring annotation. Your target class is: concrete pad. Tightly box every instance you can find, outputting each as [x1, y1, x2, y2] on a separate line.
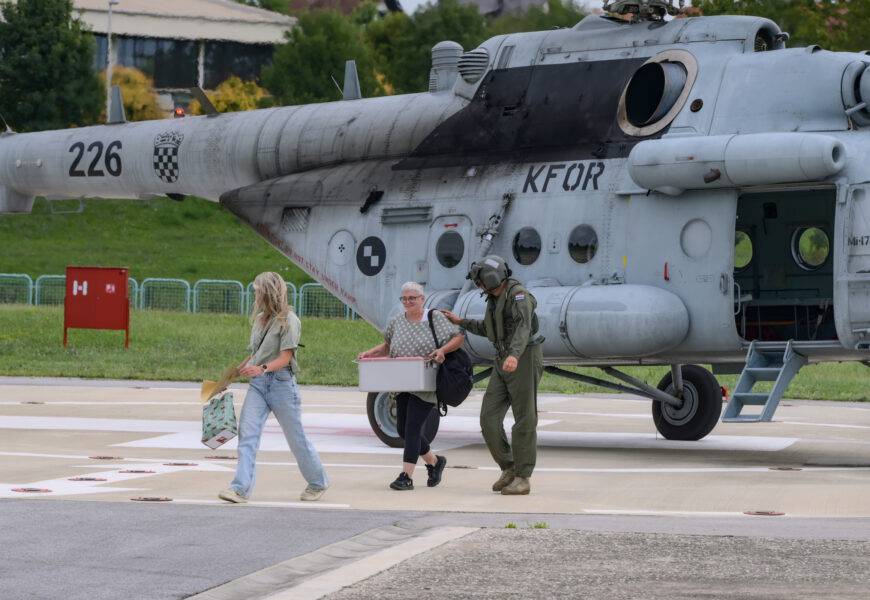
[0, 381, 869, 518]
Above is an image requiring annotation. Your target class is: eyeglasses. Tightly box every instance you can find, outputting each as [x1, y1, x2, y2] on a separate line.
[399, 295, 422, 302]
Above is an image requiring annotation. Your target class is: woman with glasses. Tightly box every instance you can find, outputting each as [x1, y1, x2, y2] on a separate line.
[357, 282, 464, 490]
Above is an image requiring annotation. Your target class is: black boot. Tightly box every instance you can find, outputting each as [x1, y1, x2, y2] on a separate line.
[390, 472, 414, 490]
[426, 455, 447, 487]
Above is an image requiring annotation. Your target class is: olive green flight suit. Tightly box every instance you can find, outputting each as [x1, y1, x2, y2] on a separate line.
[460, 279, 543, 478]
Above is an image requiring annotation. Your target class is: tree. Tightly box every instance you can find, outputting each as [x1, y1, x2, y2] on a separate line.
[696, 0, 847, 50]
[0, 0, 102, 131]
[366, 0, 487, 94]
[235, 0, 290, 14]
[262, 10, 383, 105]
[189, 77, 272, 115]
[101, 67, 163, 122]
[488, 0, 587, 36]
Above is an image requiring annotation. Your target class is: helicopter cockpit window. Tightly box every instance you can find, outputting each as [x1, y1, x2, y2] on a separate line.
[512, 227, 541, 265]
[436, 230, 465, 268]
[568, 225, 597, 264]
[734, 230, 753, 271]
[792, 227, 830, 271]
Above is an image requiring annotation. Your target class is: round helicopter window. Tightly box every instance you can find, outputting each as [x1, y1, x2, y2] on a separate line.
[436, 231, 464, 268]
[792, 227, 829, 271]
[512, 227, 541, 265]
[734, 231, 753, 271]
[568, 225, 597, 264]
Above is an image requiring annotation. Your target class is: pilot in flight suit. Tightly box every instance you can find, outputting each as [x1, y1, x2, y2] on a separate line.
[442, 255, 544, 495]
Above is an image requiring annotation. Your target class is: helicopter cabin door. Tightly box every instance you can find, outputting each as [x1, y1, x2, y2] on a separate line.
[839, 185, 870, 345]
[427, 215, 472, 291]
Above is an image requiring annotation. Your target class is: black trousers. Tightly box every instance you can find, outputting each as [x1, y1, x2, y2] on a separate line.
[396, 393, 436, 464]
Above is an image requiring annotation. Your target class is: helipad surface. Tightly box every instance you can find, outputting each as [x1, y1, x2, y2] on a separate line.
[1, 378, 869, 516]
[2, 378, 870, 600]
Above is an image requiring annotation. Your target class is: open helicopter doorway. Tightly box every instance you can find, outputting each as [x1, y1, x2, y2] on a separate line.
[733, 188, 838, 343]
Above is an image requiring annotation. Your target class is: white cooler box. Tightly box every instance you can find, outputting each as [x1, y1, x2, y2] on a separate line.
[358, 357, 437, 392]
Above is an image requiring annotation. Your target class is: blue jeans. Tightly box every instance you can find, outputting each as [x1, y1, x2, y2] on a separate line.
[230, 370, 328, 497]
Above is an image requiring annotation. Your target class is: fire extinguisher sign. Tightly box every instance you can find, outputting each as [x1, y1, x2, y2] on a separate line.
[64, 266, 130, 349]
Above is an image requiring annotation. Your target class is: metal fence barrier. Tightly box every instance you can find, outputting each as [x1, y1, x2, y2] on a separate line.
[127, 278, 139, 308]
[244, 281, 298, 315]
[298, 282, 354, 319]
[34, 275, 66, 306]
[194, 279, 245, 314]
[140, 278, 192, 312]
[0, 273, 33, 305]
[2, 274, 355, 320]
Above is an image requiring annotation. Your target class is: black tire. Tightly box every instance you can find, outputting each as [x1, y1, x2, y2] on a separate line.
[652, 364, 721, 441]
[366, 392, 440, 448]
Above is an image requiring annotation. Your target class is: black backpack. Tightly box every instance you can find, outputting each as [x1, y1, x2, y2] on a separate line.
[428, 310, 474, 415]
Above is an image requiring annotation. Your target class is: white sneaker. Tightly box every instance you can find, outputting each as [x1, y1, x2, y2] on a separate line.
[300, 485, 327, 501]
[218, 488, 248, 504]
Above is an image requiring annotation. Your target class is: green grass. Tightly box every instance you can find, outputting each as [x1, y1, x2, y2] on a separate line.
[505, 522, 517, 529]
[0, 305, 379, 385]
[531, 522, 549, 529]
[0, 197, 310, 285]
[0, 305, 867, 401]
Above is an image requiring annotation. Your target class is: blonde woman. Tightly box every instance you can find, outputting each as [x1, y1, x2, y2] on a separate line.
[219, 272, 329, 503]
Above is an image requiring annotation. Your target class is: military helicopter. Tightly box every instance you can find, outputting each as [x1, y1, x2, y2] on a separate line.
[1, 0, 868, 447]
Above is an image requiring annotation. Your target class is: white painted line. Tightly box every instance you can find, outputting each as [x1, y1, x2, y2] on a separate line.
[0, 415, 797, 455]
[172, 498, 351, 509]
[2, 401, 370, 408]
[0, 461, 233, 498]
[540, 411, 650, 419]
[583, 509, 749, 517]
[780, 421, 870, 431]
[8, 451, 859, 475]
[262, 527, 477, 600]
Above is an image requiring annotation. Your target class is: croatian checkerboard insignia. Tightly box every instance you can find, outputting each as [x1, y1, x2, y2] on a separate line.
[153, 131, 184, 183]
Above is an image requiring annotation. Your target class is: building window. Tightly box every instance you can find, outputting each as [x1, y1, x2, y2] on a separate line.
[734, 230, 753, 271]
[568, 225, 598, 264]
[512, 227, 541, 265]
[204, 42, 273, 89]
[116, 36, 198, 88]
[93, 34, 108, 72]
[436, 231, 464, 268]
[792, 227, 830, 270]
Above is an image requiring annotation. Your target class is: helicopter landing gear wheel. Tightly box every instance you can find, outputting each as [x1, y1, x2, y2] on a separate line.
[652, 364, 721, 441]
[366, 392, 440, 448]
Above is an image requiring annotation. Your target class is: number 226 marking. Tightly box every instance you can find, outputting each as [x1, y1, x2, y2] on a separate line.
[69, 140, 122, 177]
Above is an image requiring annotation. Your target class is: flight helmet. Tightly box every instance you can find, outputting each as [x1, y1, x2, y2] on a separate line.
[467, 255, 512, 292]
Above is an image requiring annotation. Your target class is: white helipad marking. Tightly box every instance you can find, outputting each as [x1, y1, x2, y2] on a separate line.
[540, 411, 650, 419]
[0, 415, 796, 453]
[0, 461, 233, 498]
[780, 421, 870, 431]
[172, 498, 351, 509]
[583, 509, 749, 517]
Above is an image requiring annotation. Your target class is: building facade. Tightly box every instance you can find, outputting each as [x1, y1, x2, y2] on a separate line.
[75, 0, 294, 105]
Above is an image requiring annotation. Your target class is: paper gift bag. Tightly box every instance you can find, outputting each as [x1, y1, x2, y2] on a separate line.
[201, 391, 238, 449]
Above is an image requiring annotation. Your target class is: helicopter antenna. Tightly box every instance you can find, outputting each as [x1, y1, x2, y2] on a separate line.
[0, 112, 13, 134]
[602, 0, 681, 22]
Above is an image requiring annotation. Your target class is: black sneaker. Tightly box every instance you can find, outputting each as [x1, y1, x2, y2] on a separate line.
[426, 455, 447, 487]
[390, 472, 414, 490]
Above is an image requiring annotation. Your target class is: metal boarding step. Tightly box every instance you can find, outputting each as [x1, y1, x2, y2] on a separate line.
[722, 340, 807, 423]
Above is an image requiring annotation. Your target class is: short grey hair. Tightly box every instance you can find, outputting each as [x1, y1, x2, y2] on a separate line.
[400, 281, 425, 297]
